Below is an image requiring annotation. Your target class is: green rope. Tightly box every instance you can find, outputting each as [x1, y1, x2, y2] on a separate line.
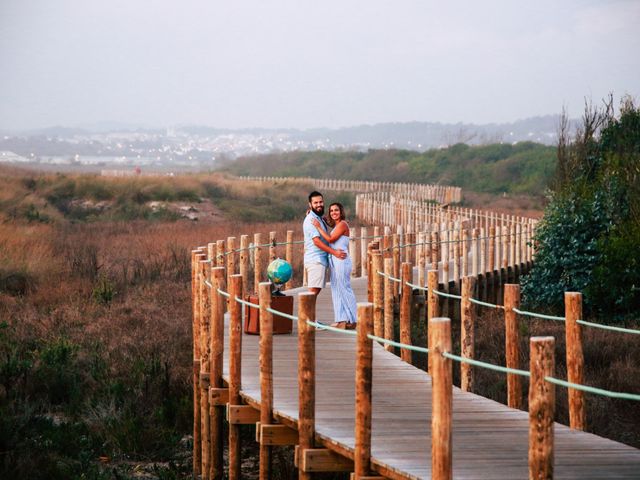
[216, 288, 230, 298]
[406, 281, 428, 291]
[576, 319, 640, 335]
[512, 307, 565, 322]
[306, 319, 357, 336]
[442, 352, 531, 377]
[265, 307, 298, 322]
[544, 376, 640, 401]
[432, 289, 462, 300]
[376, 270, 402, 283]
[368, 334, 429, 353]
[469, 297, 504, 310]
[234, 296, 260, 309]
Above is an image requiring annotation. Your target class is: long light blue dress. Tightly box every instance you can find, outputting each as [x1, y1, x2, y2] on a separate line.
[329, 231, 358, 325]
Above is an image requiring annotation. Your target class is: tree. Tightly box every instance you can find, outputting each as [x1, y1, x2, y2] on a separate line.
[521, 96, 640, 319]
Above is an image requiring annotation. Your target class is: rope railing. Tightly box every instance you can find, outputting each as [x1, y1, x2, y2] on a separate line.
[442, 352, 531, 377]
[512, 307, 566, 322]
[208, 283, 640, 402]
[371, 269, 640, 335]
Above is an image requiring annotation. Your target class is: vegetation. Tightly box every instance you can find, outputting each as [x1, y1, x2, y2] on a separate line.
[0, 166, 317, 479]
[521, 97, 640, 319]
[223, 141, 556, 196]
[0, 169, 340, 225]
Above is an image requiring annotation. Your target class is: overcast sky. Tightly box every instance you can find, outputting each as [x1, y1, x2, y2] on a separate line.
[1, 0, 638, 131]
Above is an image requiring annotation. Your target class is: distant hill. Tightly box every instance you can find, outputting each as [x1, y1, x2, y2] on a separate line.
[222, 142, 557, 196]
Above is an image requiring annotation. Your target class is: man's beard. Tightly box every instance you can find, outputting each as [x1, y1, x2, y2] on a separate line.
[313, 205, 324, 216]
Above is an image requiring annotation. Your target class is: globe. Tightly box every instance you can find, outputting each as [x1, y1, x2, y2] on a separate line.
[267, 258, 292, 286]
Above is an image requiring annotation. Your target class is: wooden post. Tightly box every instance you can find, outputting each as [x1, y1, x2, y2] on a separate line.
[372, 251, 384, 338]
[360, 227, 368, 278]
[427, 269, 440, 372]
[259, 282, 273, 480]
[406, 231, 415, 266]
[504, 284, 522, 409]
[269, 231, 277, 262]
[285, 230, 294, 290]
[216, 240, 225, 268]
[240, 235, 250, 295]
[228, 274, 243, 480]
[209, 267, 226, 480]
[349, 231, 358, 278]
[392, 233, 400, 298]
[431, 231, 439, 271]
[354, 303, 374, 478]
[254, 233, 264, 289]
[192, 251, 204, 476]
[430, 317, 452, 480]
[366, 242, 379, 303]
[298, 292, 317, 480]
[400, 262, 413, 363]
[199, 259, 211, 479]
[460, 276, 476, 393]
[383, 258, 395, 353]
[529, 336, 555, 480]
[565, 292, 586, 430]
[417, 231, 426, 287]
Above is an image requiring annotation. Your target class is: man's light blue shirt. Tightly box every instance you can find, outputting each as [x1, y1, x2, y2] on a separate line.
[303, 211, 329, 267]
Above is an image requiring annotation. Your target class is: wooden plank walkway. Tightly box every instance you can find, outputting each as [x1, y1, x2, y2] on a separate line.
[222, 276, 640, 479]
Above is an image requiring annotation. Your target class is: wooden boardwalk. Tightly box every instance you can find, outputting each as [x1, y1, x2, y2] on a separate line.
[222, 276, 640, 479]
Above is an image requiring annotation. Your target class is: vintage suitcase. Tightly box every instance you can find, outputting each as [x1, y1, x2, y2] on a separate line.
[244, 293, 293, 335]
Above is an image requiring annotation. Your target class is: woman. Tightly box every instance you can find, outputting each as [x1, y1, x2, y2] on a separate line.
[311, 202, 358, 329]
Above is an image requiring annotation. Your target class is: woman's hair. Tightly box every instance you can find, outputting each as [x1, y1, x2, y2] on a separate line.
[326, 202, 346, 228]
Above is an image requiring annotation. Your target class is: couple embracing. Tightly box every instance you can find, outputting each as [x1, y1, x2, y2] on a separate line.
[303, 191, 358, 329]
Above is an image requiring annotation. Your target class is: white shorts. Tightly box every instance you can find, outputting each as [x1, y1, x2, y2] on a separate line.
[305, 263, 327, 289]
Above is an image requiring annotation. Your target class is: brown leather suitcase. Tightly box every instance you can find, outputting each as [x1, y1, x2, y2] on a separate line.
[244, 294, 293, 335]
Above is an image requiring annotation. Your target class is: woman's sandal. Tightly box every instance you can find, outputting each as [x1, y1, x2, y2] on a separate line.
[330, 322, 347, 329]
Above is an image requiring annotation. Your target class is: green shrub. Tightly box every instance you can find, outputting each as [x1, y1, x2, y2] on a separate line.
[92, 275, 116, 305]
[522, 97, 640, 319]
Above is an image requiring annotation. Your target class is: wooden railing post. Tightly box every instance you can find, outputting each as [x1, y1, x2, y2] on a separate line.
[504, 284, 522, 409]
[191, 250, 205, 476]
[228, 274, 243, 480]
[199, 258, 211, 478]
[366, 241, 379, 303]
[240, 235, 250, 295]
[427, 269, 440, 372]
[529, 336, 555, 479]
[372, 251, 384, 338]
[259, 282, 273, 480]
[460, 276, 476, 392]
[400, 262, 413, 363]
[392, 233, 400, 298]
[298, 292, 317, 480]
[354, 302, 374, 478]
[285, 230, 294, 290]
[269, 231, 277, 262]
[209, 267, 226, 480]
[360, 227, 368, 278]
[565, 292, 586, 430]
[383, 258, 395, 353]
[430, 317, 452, 480]
[254, 233, 263, 290]
[227, 236, 237, 291]
[350, 231, 358, 278]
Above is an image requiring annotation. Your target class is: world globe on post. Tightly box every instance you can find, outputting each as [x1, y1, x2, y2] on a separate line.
[267, 258, 292, 294]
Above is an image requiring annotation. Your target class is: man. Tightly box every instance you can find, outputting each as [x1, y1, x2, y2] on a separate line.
[303, 191, 346, 295]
